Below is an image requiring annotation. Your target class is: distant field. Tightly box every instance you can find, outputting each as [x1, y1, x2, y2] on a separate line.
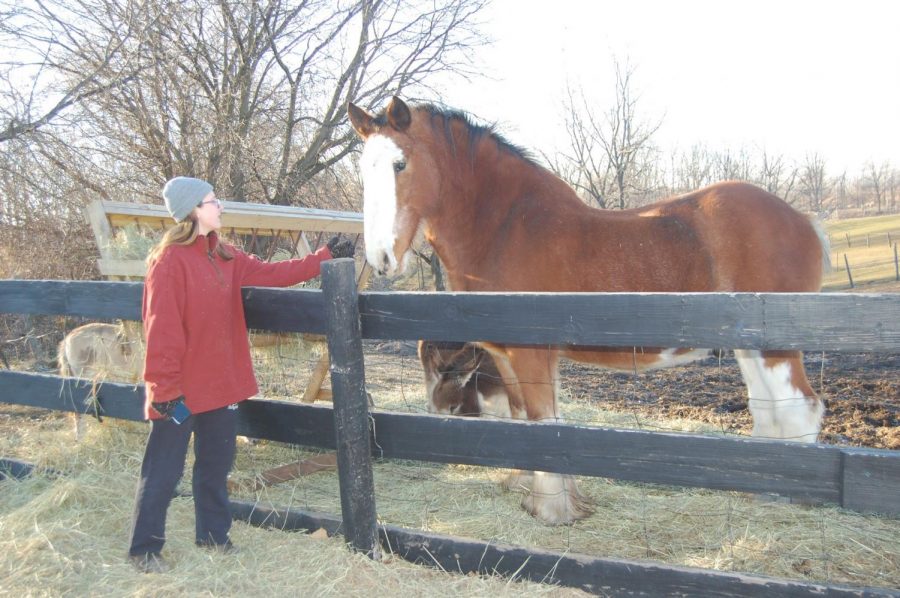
[822, 213, 900, 291]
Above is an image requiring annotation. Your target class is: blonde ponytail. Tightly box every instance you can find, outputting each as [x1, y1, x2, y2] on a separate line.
[146, 216, 233, 265]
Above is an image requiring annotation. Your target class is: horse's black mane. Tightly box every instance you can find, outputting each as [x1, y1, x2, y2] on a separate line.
[376, 101, 539, 167]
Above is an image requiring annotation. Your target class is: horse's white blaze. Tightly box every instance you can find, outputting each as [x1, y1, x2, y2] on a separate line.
[735, 350, 823, 442]
[360, 134, 405, 275]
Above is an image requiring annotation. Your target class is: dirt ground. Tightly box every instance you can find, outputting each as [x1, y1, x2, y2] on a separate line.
[369, 340, 898, 450]
[558, 351, 899, 450]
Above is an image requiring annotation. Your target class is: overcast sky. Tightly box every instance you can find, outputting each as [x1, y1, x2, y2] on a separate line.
[432, 0, 899, 174]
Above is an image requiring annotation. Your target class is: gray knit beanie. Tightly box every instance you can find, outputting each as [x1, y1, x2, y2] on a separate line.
[162, 177, 214, 222]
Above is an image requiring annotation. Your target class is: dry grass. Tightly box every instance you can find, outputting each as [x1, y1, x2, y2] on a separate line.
[825, 214, 900, 239]
[5, 346, 895, 595]
[0, 412, 586, 597]
[823, 214, 900, 290]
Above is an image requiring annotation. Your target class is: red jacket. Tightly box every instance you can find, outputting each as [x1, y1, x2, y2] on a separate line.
[142, 232, 332, 419]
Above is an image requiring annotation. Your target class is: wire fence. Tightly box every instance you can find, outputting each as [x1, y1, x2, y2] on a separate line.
[828, 230, 899, 251]
[830, 244, 900, 288]
[240, 340, 900, 589]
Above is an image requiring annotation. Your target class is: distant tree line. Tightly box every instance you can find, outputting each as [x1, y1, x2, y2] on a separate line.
[547, 60, 897, 218]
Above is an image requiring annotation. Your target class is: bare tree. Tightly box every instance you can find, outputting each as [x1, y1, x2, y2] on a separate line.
[712, 147, 753, 183]
[889, 167, 897, 213]
[756, 149, 797, 205]
[865, 160, 891, 214]
[601, 60, 661, 209]
[545, 85, 613, 208]
[0, 1, 141, 143]
[798, 152, 830, 214]
[671, 144, 714, 193]
[0, 0, 487, 284]
[551, 59, 661, 209]
[1, 0, 488, 210]
[832, 170, 848, 214]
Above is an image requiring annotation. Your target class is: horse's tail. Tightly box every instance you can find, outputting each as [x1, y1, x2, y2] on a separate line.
[809, 215, 832, 275]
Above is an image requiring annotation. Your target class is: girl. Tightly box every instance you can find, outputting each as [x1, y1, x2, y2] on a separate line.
[128, 176, 353, 572]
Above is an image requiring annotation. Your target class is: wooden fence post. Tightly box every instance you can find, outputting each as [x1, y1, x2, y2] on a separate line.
[321, 258, 381, 560]
[843, 253, 854, 288]
[894, 243, 899, 282]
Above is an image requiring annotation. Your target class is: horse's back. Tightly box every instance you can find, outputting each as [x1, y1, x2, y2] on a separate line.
[651, 181, 825, 292]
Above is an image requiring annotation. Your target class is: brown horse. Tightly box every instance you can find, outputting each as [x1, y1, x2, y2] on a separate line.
[348, 96, 828, 525]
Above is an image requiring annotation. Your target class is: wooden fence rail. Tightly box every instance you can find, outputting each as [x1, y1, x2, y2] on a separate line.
[3, 280, 900, 351]
[1, 368, 896, 516]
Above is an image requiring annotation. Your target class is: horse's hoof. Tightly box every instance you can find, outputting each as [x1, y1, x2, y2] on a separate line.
[521, 481, 595, 525]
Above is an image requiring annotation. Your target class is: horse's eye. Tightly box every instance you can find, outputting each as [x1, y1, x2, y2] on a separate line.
[393, 160, 406, 173]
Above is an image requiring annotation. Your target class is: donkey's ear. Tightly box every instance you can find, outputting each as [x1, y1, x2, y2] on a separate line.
[386, 96, 411, 131]
[418, 340, 443, 368]
[449, 349, 483, 388]
[448, 346, 483, 376]
[348, 102, 376, 138]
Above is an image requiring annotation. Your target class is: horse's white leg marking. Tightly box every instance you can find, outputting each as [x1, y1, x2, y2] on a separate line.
[735, 350, 823, 442]
[512, 365, 593, 524]
[646, 348, 712, 370]
[500, 391, 532, 492]
[423, 370, 441, 414]
[523, 471, 593, 525]
[502, 469, 534, 492]
[360, 134, 407, 275]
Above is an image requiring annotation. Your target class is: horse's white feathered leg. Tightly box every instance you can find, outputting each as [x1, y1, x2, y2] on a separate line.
[735, 350, 824, 442]
[522, 471, 594, 525]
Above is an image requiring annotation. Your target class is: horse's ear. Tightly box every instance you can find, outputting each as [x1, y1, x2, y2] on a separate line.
[348, 102, 375, 138]
[386, 96, 411, 131]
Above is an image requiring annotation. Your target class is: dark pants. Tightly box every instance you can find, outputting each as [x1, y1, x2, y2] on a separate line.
[128, 405, 237, 557]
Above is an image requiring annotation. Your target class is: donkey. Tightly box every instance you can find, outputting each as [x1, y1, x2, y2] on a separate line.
[418, 340, 510, 418]
[58, 321, 144, 439]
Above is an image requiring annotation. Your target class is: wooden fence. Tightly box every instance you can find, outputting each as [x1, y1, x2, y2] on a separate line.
[835, 244, 900, 288]
[1, 270, 899, 596]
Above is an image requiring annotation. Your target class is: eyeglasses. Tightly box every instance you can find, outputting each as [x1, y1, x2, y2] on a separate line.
[200, 198, 223, 209]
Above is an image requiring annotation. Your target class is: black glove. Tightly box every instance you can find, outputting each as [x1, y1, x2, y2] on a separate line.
[326, 236, 355, 259]
[152, 395, 186, 420]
